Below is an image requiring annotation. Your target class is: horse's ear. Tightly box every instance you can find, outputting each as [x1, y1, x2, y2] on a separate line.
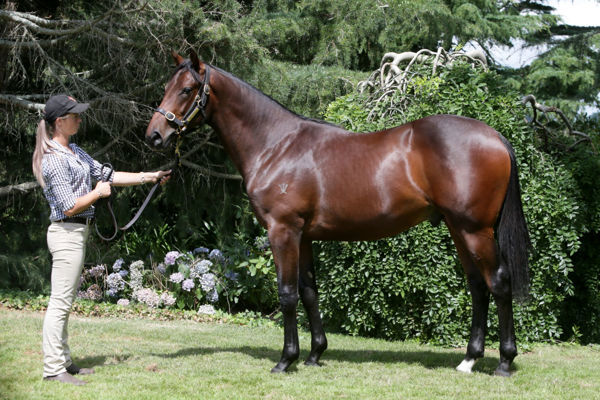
[171, 50, 185, 66]
[190, 49, 201, 71]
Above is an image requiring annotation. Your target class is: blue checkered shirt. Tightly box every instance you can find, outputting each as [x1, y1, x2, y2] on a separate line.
[42, 140, 113, 222]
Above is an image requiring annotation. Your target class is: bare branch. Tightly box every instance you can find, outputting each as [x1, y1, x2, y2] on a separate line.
[522, 94, 596, 152]
[0, 181, 39, 198]
[0, 94, 44, 111]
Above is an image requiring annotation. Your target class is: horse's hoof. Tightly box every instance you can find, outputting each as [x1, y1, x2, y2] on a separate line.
[304, 360, 322, 367]
[493, 367, 511, 377]
[270, 361, 290, 373]
[456, 358, 476, 373]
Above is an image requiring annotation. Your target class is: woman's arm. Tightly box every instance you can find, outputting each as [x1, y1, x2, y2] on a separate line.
[63, 181, 111, 217]
[111, 170, 171, 187]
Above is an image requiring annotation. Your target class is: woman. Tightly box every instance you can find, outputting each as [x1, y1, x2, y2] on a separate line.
[32, 94, 171, 386]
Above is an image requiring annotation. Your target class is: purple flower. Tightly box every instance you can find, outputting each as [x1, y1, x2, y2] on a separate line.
[197, 304, 216, 315]
[112, 258, 124, 272]
[160, 292, 176, 307]
[164, 251, 181, 266]
[119, 269, 129, 278]
[107, 272, 125, 291]
[193, 247, 210, 254]
[89, 264, 105, 278]
[254, 236, 270, 251]
[207, 288, 219, 303]
[225, 271, 239, 281]
[156, 263, 166, 275]
[117, 298, 130, 306]
[169, 272, 185, 284]
[199, 273, 216, 292]
[182, 279, 195, 292]
[209, 249, 224, 263]
[133, 288, 160, 308]
[190, 260, 212, 278]
[86, 284, 103, 301]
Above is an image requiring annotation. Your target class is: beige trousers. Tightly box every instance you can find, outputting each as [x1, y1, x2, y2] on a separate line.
[42, 222, 89, 377]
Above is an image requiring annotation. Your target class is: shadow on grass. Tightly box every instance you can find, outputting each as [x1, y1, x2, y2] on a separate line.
[151, 345, 508, 375]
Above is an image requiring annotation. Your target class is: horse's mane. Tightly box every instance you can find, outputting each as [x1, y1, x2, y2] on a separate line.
[174, 60, 341, 129]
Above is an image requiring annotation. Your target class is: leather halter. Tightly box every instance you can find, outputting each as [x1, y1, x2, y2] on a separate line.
[154, 63, 211, 135]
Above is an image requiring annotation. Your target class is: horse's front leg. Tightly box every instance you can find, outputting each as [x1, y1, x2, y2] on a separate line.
[299, 239, 327, 366]
[268, 223, 301, 373]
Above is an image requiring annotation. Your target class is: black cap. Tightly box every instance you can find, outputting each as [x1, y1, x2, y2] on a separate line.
[44, 94, 89, 123]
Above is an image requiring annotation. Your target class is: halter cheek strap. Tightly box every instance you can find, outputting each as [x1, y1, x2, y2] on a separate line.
[155, 64, 211, 135]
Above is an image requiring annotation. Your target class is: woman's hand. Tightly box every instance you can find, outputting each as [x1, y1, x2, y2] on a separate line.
[94, 181, 112, 198]
[146, 170, 172, 185]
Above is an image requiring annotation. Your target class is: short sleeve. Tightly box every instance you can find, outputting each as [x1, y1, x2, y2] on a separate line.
[43, 154, 76, 212]
[73, 144, 114, 182]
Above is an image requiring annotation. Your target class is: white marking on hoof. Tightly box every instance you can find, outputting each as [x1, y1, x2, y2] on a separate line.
[456, 358, 476, 373]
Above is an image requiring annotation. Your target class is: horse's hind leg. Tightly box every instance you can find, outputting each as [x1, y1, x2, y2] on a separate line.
[299, 239, 327, 366]
[448, 226, 490, 373]
[450, 224, 517, 376]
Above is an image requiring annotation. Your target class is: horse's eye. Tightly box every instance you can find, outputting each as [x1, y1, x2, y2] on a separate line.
[181, 87, 192, 95]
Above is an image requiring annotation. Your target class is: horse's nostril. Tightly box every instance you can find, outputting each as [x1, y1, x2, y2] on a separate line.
[148, 130, 162, 147]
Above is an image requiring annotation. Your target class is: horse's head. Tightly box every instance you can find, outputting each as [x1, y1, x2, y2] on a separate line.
[145, 50, 210, 148]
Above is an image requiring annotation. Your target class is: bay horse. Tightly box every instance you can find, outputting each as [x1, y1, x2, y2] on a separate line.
[145, 50, 530, 377]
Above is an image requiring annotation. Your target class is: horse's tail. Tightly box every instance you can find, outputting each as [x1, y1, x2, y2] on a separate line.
[496, 134, 531, 301]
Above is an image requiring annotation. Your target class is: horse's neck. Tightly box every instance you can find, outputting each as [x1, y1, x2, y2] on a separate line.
[208, 72, 303, 177]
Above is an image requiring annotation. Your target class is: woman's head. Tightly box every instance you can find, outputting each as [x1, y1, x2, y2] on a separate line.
[32, 95, 89, 187]
[44, 95, 88, 136]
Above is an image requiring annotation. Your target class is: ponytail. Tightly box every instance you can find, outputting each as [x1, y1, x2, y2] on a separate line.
[32, 119, 55, 188]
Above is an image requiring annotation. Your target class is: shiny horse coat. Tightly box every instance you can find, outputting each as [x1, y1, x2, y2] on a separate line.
[146, 51, 530, 377]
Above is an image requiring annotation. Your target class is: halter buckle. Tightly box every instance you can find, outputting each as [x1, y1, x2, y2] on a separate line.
[203, 84, 210, 96]
[164, 111, 176, 122]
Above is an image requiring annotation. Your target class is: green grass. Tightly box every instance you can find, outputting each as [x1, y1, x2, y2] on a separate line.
[0, 308, 599, 400]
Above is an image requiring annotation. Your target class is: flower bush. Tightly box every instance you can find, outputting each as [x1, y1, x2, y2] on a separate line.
[77, 236, 278, 314]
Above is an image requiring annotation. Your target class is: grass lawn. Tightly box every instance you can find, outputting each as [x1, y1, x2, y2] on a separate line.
[0, 307, 599, 400]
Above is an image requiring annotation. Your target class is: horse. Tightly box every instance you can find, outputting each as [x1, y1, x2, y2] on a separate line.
[145, 50, 530, 377]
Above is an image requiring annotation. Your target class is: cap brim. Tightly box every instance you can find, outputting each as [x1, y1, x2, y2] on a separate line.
[69, 103, 89, 114]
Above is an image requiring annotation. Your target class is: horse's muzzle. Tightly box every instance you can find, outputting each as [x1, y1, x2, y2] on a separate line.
[147, 130, 163, 147]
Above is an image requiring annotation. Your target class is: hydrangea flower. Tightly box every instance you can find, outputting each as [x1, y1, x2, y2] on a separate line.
[107, 288, 118, 297]
[254, 236, 270, 251]
[156, 263, 166, 275]
[129, 261, 144, 290]
[169, 272, 185, 284]
[112, 258, 124, 272]
[119, 269, 129, 278]
[160, 292, 176, 307]
[164, 251, 181, 266]
[117, 298, 130, 306]
[207, 288, 219, 303]
[193, 247, 210, 255]
[107, 272, 125, 292]
[89, 264, 105, 278]
[182, 279, 195, 292]
[199, 273, 216, 292]
[85, 284, 103, 301]
[190, 260, 212, 278]
[224, 271, 239, 281]
[197, 304, 216, 315]
[133, 288, 160, 308]
[209, 249, 224, 263]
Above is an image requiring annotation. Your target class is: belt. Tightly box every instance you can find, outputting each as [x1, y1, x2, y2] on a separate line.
[55, 217, 95, 225]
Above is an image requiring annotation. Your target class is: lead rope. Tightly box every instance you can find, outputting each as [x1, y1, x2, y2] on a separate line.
[95, 163, 163, 241]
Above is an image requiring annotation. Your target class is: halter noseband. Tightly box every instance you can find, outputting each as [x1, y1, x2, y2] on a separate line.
[154, 63, 211, 135]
